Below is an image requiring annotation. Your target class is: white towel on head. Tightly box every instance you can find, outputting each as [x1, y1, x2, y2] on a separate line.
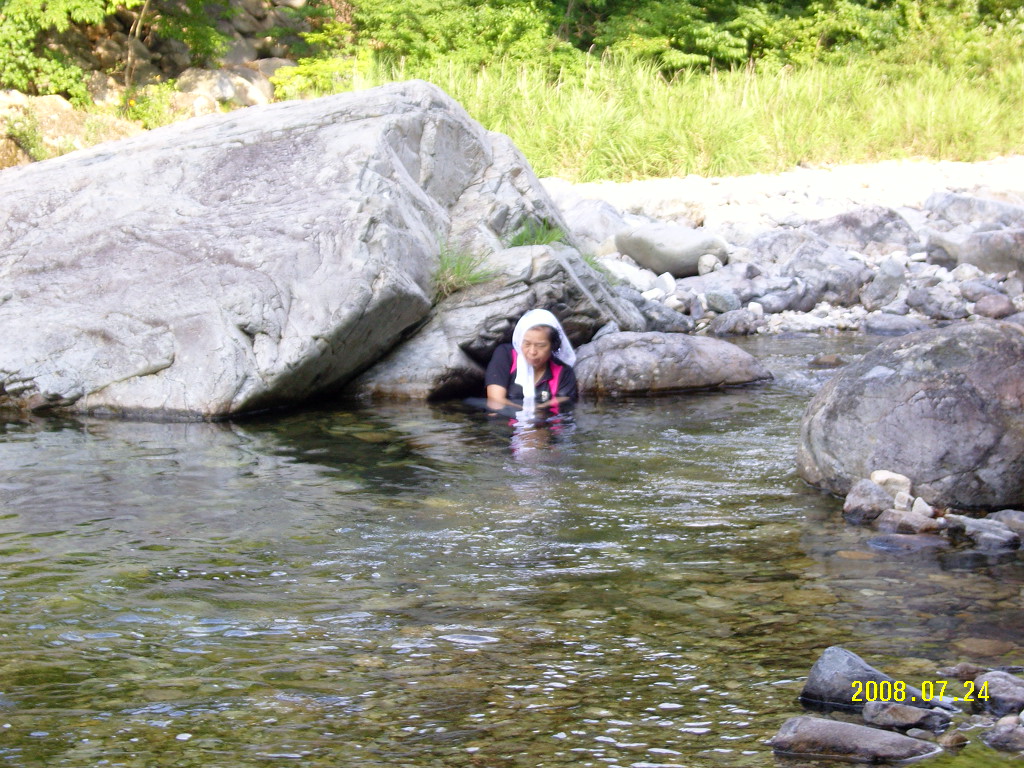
[511, 308, 575, 403]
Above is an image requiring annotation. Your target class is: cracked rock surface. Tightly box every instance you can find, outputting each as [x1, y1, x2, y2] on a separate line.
[797, 319, 1024, 508]
[0, 81, 564, 419]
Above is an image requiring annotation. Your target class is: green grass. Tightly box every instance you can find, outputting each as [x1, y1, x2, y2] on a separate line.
[282, 52, 1024, 182]
[432, 244, 497, 302]
[506, 219, 565, 247]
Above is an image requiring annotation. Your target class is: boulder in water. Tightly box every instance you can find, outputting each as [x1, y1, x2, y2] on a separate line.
[0, 81, 567, 419]
[573, 332, 771, 397]
[797, 320, 1024, 509]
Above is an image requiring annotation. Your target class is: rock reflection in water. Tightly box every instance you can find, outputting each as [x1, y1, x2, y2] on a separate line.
[0, 335, 1021, 768]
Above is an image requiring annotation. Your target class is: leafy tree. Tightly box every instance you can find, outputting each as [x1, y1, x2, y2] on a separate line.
[0, 0, 228, 100]
[0, 0, 134, 101]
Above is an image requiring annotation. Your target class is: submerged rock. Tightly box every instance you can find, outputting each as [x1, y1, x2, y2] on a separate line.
[797, 320, 1024, 509]
[770, 716, 942, 762]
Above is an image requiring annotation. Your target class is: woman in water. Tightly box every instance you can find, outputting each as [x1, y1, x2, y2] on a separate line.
[485, 309, 578, 411]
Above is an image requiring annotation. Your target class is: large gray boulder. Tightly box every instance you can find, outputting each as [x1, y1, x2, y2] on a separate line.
[928, 228, 1024, 274]
[798, 320, 1024, 508]
[0, 80, 567, 419]
[615, 222, 729, 278]
[574, 332, 772, 397]
[348, 244, 644, 400]
[806, 206, 918, 254]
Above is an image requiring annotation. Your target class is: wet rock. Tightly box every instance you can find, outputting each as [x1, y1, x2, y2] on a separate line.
[866, 533, 950, 553]
[797, 321, 1024, 508]
[944, 514, 1021, 551]
[615, 223, 729, 278]
[863, 701, 952, 732]
[874, 508, 942, 534]
[843, 479, 893, 525]
[769, 716, 942, 762]
[982, 716, 1024, 752]
[974, 293, 1016, 319]
[800, 646, 934, 711]
[975, 671, 1024, 717]
[810, 353, 846, 368]
[573, 331, 772, 397]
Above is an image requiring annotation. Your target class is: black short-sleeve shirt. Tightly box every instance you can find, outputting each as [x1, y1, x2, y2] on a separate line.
[484, 343, 578, 404]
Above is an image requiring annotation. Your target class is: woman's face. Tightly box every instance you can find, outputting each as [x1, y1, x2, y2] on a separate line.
[521, 326, 554, 368]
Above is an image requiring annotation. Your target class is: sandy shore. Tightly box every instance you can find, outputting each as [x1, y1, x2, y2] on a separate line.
[561, 155, 1024, 229]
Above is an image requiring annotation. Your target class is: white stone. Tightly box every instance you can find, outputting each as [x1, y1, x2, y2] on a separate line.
[655, 271, 676, 294]
[698, 253, 724, 275]
[894, 491, 914, 512]
[870, 470, 913, 498]
[642, 288, 668, 302]
[599, 258, 656, 292]
[911, 497, 935, 518]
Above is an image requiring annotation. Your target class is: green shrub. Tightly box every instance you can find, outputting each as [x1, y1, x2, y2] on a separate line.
[121, 82, 183, 129]
[4, 108, 49, 161]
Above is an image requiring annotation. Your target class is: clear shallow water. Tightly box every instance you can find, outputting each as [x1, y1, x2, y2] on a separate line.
[0, 335, 1021, 768]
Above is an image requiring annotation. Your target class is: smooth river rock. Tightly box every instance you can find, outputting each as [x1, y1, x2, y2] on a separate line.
[770, 716, 942, 762]
[0, 80, 567, 419]
[573, 332, 772, 397]
[799, 645, 935, 712]
[615, 222, 729, 278]
[797, 320, 1024, 509]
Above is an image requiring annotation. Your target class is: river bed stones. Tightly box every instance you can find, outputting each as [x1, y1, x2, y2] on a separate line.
[779, 647, 1024, 761]
[544, 162, 1024, 337]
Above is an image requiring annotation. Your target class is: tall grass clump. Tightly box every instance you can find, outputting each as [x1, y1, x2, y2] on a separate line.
[432, 243, 497, 302]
